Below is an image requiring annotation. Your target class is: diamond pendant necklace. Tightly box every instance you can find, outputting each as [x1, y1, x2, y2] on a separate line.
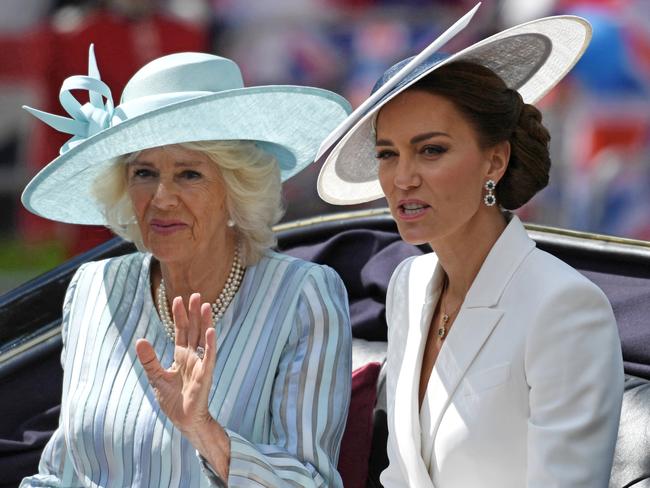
[157, 242, 245, 342]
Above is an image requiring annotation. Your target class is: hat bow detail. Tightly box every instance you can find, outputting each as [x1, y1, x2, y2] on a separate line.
[23, 45, 114, 154]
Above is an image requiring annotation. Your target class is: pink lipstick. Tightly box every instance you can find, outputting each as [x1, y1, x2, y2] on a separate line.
[396, 199, 430, 221]
[149, 219, 187, 235]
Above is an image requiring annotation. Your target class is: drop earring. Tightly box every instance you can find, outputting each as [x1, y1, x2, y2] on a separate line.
[484, 179, 497, 207]
[227, 218, 235, 228]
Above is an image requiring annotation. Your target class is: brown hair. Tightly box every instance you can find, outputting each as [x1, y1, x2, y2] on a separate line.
[410, 61, 551, 209]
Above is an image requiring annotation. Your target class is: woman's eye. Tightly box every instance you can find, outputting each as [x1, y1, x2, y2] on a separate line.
[179, 170, 202, 180]
[422, 145, 447, 156]
[375, 149, 397, 160]
[132, 168, 156, 179]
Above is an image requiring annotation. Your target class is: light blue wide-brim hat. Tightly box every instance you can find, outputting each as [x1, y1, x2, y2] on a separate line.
[22, 46, 351, 225]
[316, 4, 592, 205]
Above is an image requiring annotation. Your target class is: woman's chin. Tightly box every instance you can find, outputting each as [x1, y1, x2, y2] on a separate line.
[396, 230, 431, 247]
[394, 221, 433, 247]
[148, 243, 193, 264]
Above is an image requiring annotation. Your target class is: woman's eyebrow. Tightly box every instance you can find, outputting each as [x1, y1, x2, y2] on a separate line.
[375, 138, 393, 146]
[410, 131, 448, 144]
[174, 161, 202, 167]
[128, 160, 202, 167]
[375, 131, 450, 147]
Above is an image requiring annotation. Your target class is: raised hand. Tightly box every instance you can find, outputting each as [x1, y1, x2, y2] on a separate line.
[136, 293, 217, 434]
[136, 293, 231, 481]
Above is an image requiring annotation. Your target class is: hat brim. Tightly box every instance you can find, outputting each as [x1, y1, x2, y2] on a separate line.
[22, 85, 351, 225]
[317, 15, 591, 205]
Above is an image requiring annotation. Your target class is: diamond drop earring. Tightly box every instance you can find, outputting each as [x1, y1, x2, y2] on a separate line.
[484, 179, 497, 207]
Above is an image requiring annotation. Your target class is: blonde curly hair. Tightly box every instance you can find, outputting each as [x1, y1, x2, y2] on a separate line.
[92, 141, 284, 265]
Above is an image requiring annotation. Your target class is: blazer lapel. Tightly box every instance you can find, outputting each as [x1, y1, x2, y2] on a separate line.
[422, 308, 504, 448]
[393, 255, 445, 487]
[421, 216, 536, 470]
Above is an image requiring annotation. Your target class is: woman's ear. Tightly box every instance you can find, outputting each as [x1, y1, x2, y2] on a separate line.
[486, 140, 510, 183]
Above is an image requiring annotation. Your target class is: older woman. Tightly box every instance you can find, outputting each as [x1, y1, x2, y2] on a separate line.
[317, 10, 624, 488]
[20, 47, 352, 487]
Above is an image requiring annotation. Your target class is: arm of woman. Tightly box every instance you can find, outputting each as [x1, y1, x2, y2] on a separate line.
[136, 294, 232, 484]
[525, 280, 624, 488]
[19, 266, 87, 488]
[220, 265, 352, 487]
[137, 264, 352, 487]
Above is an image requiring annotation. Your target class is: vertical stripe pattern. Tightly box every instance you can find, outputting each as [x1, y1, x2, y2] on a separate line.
[20, 250, 352, 488]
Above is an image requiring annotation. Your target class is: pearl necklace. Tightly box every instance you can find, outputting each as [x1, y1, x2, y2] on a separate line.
[157, 243, 245, 342]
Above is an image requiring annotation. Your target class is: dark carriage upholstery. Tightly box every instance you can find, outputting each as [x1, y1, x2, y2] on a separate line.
[1, 221, 649, 487]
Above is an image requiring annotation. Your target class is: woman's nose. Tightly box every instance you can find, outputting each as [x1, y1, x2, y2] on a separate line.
[393, 157, 421, 190]
[151, 181, 179, 208]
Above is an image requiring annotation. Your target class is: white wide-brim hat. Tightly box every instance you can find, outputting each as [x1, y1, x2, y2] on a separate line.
[316, 4, 591, 205]
[22, 46, 351, 225]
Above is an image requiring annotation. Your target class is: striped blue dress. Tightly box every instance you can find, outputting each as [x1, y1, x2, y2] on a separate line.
[20, 250, 352, 487]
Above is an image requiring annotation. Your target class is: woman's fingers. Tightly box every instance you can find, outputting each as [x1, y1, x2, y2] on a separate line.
[169, 293, 212, 356]
[136, 318, 217, 434]
[172, 296, 189, 348]
[186, 293, 203, 347]
[199, 303, 212, 348]
[135, 338, 165, 386]
[202, 327, 217, 375]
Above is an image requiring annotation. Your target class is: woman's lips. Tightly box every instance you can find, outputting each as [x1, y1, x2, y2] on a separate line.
[149, 219, 187, 235]
[396, 200, 430, 221]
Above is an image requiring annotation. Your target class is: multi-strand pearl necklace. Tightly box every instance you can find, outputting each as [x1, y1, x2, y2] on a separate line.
[157, 243, 245, 342]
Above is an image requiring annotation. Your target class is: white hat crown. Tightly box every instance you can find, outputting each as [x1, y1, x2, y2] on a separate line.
[121, 52, 244, 103]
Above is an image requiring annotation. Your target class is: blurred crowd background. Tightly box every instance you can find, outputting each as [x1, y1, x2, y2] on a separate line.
[0, 0, 649, 292]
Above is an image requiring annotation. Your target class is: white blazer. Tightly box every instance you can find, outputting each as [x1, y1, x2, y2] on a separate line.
[380, 216, 624, 488]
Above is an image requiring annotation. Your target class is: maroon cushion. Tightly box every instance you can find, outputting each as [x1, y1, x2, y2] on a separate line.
[338, 362, 382, 488]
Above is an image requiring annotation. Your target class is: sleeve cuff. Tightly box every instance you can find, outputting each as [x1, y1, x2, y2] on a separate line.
[196, 447, 229, 488]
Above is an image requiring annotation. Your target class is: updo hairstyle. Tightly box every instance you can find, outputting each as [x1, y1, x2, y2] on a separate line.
[410, 61, 551, 209]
